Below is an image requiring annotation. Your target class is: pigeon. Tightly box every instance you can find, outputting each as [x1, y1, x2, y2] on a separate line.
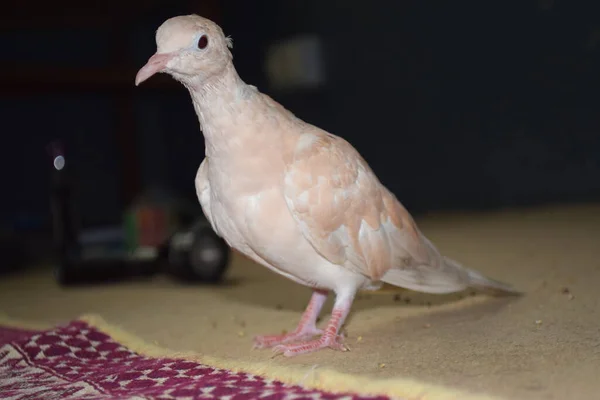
[135, 14, 521, 357]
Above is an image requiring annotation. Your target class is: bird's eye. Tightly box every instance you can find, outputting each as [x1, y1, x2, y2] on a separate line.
[197, 35, 208, 49]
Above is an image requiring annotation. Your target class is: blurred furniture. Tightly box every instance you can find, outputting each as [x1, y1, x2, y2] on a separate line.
[0, 0, 221, 207]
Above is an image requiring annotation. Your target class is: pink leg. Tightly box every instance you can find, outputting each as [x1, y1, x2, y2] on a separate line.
[253, 290, 328, 349]
[273, 292, 354, 357]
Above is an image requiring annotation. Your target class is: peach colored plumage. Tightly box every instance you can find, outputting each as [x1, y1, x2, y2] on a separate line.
[136, 14, 521, 357]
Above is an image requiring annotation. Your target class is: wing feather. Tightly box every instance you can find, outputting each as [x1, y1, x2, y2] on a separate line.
[283, 131, 429, 281]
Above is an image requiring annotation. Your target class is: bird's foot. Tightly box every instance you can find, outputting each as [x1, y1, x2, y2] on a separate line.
[272, 333, 348, 357]
[253, 327, 323, 349]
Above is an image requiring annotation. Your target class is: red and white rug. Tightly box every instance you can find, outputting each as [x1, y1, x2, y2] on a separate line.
[0, 319, 392, 399]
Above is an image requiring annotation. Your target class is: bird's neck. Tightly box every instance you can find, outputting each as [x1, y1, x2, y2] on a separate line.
[187, 62, 257, 158]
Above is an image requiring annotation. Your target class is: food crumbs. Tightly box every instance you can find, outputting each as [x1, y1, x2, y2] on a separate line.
[357, 336, 363, 342]
[561, 287, 574, 300]
[237, 331, 245, 337]
[378, 363, 386, 369]
[535, 320, 543, 325]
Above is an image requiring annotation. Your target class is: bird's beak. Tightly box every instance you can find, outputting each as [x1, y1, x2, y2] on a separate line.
[135, 52, 174, 86]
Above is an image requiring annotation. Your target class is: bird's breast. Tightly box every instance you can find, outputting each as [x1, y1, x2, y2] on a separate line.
[204, 152, 285, 248]
[206, 171, 341, 288]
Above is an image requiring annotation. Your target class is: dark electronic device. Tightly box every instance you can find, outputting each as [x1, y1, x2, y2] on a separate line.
[161, 219, 230, 283]
[47, 140, 230, 285]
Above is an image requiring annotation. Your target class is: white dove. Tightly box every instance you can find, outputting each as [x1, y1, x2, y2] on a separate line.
[135, 14, 521, 357]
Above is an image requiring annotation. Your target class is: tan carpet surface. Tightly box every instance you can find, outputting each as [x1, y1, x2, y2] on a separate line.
[1, 204, 599, 400]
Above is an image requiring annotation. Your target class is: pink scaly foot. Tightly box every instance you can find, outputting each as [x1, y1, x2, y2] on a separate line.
[272, 333, 348, 357]
[253, 327, 324, 349]
[253, 290, 328, 349]
[273, 293, 353, 357]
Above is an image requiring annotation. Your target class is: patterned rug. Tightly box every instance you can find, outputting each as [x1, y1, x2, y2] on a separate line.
[0, 316, 498, 400]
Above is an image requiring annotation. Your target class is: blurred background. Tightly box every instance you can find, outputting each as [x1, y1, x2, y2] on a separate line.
[2, 0, 600, 276]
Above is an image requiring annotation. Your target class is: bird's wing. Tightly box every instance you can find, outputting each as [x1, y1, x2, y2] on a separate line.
[283, 131, 430, 281]
[195, 157, 219, 236]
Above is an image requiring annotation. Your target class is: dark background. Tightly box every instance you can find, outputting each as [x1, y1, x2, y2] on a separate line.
[2, 0, 599, 256]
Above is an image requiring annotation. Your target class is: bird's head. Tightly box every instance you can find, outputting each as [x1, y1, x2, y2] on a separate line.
[135, 15, 233, 87]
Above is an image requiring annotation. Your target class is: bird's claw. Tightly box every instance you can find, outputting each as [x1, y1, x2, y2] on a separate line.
[253, 327, 323, 349]
[272, 334, 347, 357]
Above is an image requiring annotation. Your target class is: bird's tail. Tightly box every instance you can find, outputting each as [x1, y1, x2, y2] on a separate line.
[443, 256, 523, 296]
[381, 233, 523, 296]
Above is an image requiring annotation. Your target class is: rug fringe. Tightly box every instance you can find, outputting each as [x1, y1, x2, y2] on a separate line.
[0, 313, 504, 400]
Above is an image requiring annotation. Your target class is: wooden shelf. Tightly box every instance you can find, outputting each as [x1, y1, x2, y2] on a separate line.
[1, 66, 181, 93]
[2, 0, 221, 206]
[0, 0, 165, 29]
